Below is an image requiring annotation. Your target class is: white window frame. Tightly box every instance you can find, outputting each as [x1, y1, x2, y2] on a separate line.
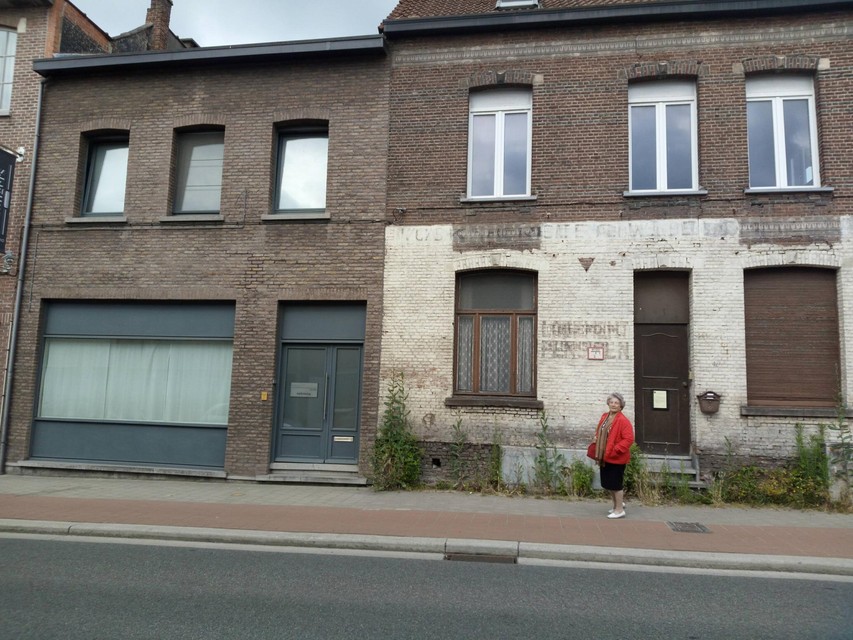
[745, 75, 821, 190]
[628, 81, 699, 194]
[82, 138, 129, 216]
[0, 28, 17, 115]
[467, 89, 532, 200]
[496, 0, 540, 8]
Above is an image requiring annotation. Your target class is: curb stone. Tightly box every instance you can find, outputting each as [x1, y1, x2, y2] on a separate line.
[2, 519, 852, 577]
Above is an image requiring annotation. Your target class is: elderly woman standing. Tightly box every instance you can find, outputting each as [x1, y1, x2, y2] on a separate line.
[592, 392, 634, 519]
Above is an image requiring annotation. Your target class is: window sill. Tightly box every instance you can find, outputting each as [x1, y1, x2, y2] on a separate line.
[445, 395, 543, 410]
[65, 215, 127, 224]
[623, 189, 708, 197]
[459, 195, 538, 204]
[159, 214, 224, 223]
[262, 211, 330, 222]
[740, 405, 852, 418]
[744, 187, 834, 195]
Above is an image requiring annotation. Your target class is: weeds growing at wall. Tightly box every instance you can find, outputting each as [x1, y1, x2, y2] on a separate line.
[562, 459, 595, 497]
[532, 410, 566, 495]
[448, 413, 468, 490]
[623, 444, 706, 505]
[372, 373, 422, 490]
[826, 398, 852, 504]
[713, 424, 830, 508]
[624, 444, 660, 503]
[489, 428, 505, 491]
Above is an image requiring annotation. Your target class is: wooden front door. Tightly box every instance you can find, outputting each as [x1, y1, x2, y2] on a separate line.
[634, 271, 690, 455]
[634, 325, 690, 454]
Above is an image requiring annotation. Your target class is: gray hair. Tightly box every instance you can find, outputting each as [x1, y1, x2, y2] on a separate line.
[608, 392, 625, 409]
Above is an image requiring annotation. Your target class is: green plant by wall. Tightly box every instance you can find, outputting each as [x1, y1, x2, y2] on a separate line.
[489, 428, 504, 491]
[825, 397, 852, 503]
[448, 413, 468, 489]
[713, 426, 830, 508]
[532, 410, 566, 495]
[624, 443, 661, 504]
[562, 459, 595, 497]
[372, 373, 422, 490]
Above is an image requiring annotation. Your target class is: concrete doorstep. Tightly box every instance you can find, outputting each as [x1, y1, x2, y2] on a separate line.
[2, 519, 852, 577]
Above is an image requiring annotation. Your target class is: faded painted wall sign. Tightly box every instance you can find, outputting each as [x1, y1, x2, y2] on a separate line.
[740, 217, 839, 246]
[452, 223, 541, 251]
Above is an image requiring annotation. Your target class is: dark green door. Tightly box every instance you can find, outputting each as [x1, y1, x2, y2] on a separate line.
[275, 344, 362, 462]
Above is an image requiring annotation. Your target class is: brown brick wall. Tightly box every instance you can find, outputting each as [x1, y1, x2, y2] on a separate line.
[0, 6, 51, 435]
[385, 11, 851, 226]
[7, 54, 390, 477]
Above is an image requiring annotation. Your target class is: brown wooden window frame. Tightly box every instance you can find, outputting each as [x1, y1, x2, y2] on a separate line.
[453, 269, 537, 398]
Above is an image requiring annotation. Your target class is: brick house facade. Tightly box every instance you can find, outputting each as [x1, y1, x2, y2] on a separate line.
[0, 0, 116, 472]
[380, 0, 853, 482]
[1, 0, 850, 485]
[3, 36, 389, 481]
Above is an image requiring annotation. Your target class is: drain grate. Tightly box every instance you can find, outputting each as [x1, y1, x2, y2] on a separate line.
[666, 521, 710, 533]
[444, 553, 517, 564]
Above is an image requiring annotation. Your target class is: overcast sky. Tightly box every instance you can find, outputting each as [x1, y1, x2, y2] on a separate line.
[71, 0, 401, 47]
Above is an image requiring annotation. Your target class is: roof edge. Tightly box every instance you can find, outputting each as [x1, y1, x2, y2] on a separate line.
[34, 34, 386, 76]
[382, 0, 853, 37]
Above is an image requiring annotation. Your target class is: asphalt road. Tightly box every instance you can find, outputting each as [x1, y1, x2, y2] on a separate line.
[1, 536, 851, 639]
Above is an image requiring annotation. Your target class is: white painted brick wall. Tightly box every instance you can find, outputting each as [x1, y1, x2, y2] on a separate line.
[381, 217, 853, 463]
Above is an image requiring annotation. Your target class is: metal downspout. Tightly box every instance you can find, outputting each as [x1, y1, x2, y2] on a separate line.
[0, 78, 46, 474]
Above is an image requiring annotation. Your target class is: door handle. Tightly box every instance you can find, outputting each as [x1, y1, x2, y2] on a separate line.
[323, 373, 329, 421]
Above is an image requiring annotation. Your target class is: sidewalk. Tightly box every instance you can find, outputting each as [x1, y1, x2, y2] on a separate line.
[1, 475, 851, 576]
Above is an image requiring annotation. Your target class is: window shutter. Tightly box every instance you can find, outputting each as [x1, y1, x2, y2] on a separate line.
[744, 268, 840, 407]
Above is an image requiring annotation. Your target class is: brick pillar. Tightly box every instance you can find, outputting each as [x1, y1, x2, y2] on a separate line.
[145, 0, 173, 51]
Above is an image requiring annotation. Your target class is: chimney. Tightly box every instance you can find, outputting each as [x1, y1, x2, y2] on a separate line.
[146, 0, 173, 51]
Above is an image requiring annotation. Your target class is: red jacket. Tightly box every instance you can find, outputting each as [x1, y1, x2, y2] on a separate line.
[595, 411, 634, 465]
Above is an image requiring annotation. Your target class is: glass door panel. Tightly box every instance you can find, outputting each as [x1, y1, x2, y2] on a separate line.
[332, 348, 360, 430]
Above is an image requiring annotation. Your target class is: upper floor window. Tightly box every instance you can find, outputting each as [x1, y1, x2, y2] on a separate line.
[275, 126, 328, 213]
[173, 130, 224, 214]
[496, 0, 539, 8]
[628, 81, 698, 193]
[455, 270, 536, 397]
[746, 75, 820, 189]
[0, 29, 17, 115]
[468, 89, 532, 199]
[82, 137, 128, 216]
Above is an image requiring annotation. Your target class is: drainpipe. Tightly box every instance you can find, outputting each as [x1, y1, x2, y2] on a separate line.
[0, 77, 46, 474]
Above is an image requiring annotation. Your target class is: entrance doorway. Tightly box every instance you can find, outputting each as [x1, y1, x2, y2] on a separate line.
[274, 305, 365, 464]
[633, 272, 690, 455]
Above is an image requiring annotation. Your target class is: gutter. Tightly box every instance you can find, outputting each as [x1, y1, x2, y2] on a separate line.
[0, 78, 46, 474]
[382, 0, 853, 37]
[33, 34, 387, 76]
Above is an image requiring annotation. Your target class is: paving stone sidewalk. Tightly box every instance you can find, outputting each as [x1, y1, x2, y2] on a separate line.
[0, 475, 851, 574]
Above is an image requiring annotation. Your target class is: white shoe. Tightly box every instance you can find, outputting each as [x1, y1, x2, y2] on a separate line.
[607, 511, 626, 519]
[608, 506, 627, 514]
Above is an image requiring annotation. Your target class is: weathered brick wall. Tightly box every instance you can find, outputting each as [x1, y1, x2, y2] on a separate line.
[381, 10, 853, 468]
[419, 440, 494, 486]
[387, 12, 851, 222]
[0, 6, 54, 431]
[7, 53, 390, 477]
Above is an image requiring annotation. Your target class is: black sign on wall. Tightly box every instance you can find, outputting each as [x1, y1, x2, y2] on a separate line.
[0, 147, 17, 254]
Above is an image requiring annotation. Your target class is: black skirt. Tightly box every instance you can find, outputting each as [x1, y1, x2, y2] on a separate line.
[600, 463, 627, 491]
